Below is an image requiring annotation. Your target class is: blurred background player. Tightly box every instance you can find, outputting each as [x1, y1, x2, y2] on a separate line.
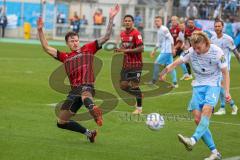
[159, 31, 231, 160]
[211, 19, 239, 115]
[170, 16, 180, 47]
[115, 15, 144, 114]
[148, 16, 178, 88]
[183, 17, 202, 79]
[37, 4, 120, 143]
[171, 16, 192, 81]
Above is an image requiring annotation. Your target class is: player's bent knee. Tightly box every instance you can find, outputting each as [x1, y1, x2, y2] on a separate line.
[57, 121, 68, 129]
[120, 83, 129, 90]
[83, 97, 95, 109]
[194, 118, 200, 125]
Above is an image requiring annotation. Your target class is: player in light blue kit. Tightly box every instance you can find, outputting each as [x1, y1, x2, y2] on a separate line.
[211, 19, 240, 115]
[148, 16, 178, 88]
[159, 31, 231, 160]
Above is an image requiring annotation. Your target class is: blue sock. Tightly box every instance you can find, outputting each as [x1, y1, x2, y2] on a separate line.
[230, 99, 235, 107]
[152, 63, 160, 81]
[201, 128, 216, 151]
[220, 87, 226, 109]
[192, 116, 209, 141]
[170, 69, 177, 84]
[180, 63, 188, 75]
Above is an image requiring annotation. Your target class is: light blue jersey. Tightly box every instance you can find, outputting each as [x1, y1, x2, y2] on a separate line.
[156, 25, 174, 53]
[211, 34, 236, 71]
[180, 44, 227, 87]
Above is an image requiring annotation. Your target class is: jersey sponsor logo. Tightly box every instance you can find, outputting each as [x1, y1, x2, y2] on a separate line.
[137, 35, 142, 40]
[220, 55, 226, 63]
[212, 93, 217, 102]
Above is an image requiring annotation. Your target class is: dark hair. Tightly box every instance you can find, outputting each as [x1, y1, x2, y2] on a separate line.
[214, 19, 224, 27]
[124, 15, 134, 21]
[65, 31, 79, 42]
[188, 17, 195, 21]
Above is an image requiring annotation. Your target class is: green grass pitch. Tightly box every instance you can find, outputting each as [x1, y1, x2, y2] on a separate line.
[0, 42, 239, 160]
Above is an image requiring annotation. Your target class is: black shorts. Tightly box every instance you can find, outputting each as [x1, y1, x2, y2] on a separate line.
[120, 69, 142, 83]
[174, 49, 183, 58]
[60, 85, 95, 113]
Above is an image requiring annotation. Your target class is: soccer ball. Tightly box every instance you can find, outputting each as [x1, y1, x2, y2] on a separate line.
[146, 113, 165, 130]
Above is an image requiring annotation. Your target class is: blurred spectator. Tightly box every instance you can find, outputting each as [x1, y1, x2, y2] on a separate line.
[57, 12, 66, 24]
[56, 12, 66, 36]
[225, 18, 234, 38]
[79, 14, 88, 35]
[70, 12, 80, 34]
[186, 2, 198, 19]
[213, 0, 222, 19]
[179, 0, 190, 7]
[0, 8, 7, 38]
[134, 11, 144, 39]
[224, 0, 238, 15]
[93, 8, 103, 38]
[199, 2, 208, 19]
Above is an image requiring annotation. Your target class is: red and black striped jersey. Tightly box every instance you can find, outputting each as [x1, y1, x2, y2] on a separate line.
[185, 26, 201, 39]
[120, 28, 143, 70]
[170, 25, 180, 45]
[56, 40, 101, 87]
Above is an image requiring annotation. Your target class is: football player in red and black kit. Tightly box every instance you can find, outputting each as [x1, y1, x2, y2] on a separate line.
[170, 16, 180, 46]
[183, 17, 201, 78]
[37, 5, 120, 143]
[115, 15, 144, 114]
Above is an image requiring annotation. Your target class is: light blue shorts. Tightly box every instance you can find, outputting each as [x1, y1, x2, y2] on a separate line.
[188, 86, 221, 112]
[155, 53, 173, 65]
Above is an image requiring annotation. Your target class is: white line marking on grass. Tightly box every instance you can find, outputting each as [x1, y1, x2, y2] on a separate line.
[46, 86, 240, 126]
[47, 86, 240, 105]
[222, 156, 240, 160]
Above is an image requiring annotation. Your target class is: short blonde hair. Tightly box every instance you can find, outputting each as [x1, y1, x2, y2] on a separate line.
[171, 16, 179, 22]
[190, 31, 210, 47]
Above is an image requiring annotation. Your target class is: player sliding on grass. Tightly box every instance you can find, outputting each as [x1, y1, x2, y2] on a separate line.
[37, 4, 120, 143]
[114, 15, 144, 114]
[211, 19, 239, 115]
[159, 31, 231, 160]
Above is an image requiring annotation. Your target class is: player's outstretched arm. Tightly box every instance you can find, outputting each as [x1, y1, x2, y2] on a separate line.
[221, 67, 231, 102]
[97, 4, 120, 46]
[159, 58, 183, 81]
[37, 17, 57, 58]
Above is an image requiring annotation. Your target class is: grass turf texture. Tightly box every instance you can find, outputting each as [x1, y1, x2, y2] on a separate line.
[0, 42, 240, 160]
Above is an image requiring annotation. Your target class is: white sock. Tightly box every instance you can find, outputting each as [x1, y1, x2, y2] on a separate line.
[84, 129, 91, 137]
[137, 106, 142, 110]
[211, 149, 218, 154]
[190, 137, 196, 145]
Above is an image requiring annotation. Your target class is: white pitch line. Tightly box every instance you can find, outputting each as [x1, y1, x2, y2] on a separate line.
[222, 156, 240, 160]
[46, 86, 240, 105]
[46, 86, 240, 126]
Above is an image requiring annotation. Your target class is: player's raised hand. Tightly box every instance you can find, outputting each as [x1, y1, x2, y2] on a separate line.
[109, 4, 120, 19]
[37, 17, 44, 30]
